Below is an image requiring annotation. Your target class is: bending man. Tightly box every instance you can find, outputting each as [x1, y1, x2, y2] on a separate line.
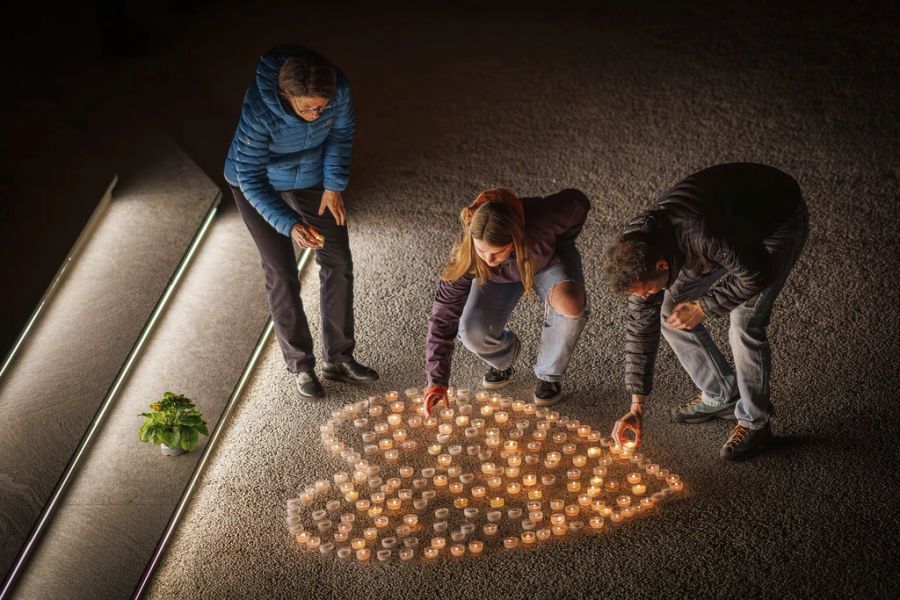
[606, 163, 808, 460]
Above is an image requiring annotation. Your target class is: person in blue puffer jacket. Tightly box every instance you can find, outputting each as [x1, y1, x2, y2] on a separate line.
[224, 45, 378, 399]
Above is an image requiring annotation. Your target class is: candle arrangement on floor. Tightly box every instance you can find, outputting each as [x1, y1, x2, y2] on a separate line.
[286, 388, 684, 562]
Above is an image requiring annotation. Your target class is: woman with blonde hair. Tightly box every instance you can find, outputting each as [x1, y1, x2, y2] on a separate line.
[424, 188, 591, 414]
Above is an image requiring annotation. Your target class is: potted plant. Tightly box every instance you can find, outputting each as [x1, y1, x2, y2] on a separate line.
[139, 392, 209, 456]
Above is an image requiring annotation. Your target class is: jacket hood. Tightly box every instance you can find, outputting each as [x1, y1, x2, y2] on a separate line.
[256, 45, 329, 120]
[464, 188, 525, 227]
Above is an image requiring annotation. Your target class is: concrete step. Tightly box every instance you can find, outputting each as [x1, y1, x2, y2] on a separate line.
[0, 137, 220, 588]
[7, 207, 291, 599]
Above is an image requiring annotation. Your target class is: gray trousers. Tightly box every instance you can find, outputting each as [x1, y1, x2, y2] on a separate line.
[661, 204, 809, 429]
[458, 247, 589, 383]
[231, 185, 355, 373]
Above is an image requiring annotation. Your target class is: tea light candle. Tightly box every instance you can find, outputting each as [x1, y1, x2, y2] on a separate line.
[413, 498, 428, 510]
[529, 510, 544, 523]
[433, 475, 448, 487]
[438, 423, 453, 436]
[351, 537, 366, 549]
[632, 484, 647, 495]
[507, 455, 523, 467]
[431, 537, 447, 549]
[368, 506, 383, 518]
[374, 516, 389, 528]
[455, 415, 470, 427]
[450, 544, 466, 557]
[523, 473, 537, 486]
[355, 499, 370, 512]
[528, 489, 543, 500]
[566, 481, 581, 492]
[384, 449, 399, 461]
[398, 488, 413, 500]
[433, 521, 448, 533]
[399, 548, 415, 560]
[483, 523, 498, 536]
[564, 504, 580, 518]
[395, 526, 410, 538]
[468, 540, 484, 554]
[671, 480, 684, 492]
[503, 537, 519, 549]
[504, 466, 520, 478]
[334, 532, 348, 543]
[427, 444, 442, 456]
[589, 516, 605, 530]
[541, 474, 557, 486]
[627, 472, 642, 484]
[536, 528, 551, 541]
[521, 531, 536, 544]
[551, 524, 567, 536]
[464, 507, 480, 519]
[403, 514, 419, 527]
[423, 547, 439, 559]
[610, 511, 624, 524]
[622, 506, 637, 518]
[639, 497, 654, 510]
[572, 455, 587, 467]
[616, 495, 632, 508]
[454, 497, 469, 508]
[336, 547, 352, 560]
[459, 472, 475, 484]
[471, 486, 486, 498]
[356, 549, 371, 561]
[507, 482, 522, 495]
[490, 496, 505, 508]
[507, 508, 523, 520]
[487, 476, 502, 489]
[494, 411, 509, 424]
[481, 462, 496, 475]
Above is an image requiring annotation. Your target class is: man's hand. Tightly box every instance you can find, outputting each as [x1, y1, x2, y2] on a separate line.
[666, 300, 705, 330]
[612, 400, 644, 447]
[291, 223, 324, 249]
[424, 384, 449, 417]
[319, 189, 346, 226]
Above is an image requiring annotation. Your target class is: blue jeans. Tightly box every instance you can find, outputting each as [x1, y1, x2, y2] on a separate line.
[661, 207, 809, 429]
[457, 249, 589, 383]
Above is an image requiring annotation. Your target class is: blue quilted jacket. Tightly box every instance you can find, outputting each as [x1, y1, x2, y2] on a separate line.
[224, 47, 355, 236]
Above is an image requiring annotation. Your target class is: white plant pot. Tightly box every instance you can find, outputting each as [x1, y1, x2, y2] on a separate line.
[161, 443, 186, 456]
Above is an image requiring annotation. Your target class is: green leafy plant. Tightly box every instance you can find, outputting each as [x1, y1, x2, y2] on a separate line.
[138, 392, 209, 452]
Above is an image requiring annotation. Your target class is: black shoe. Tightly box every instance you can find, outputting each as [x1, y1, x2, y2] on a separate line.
[321, 359, 379, 384]
[482, 366, 513, 389]
[296, 370, 325, 399]
[533, 379, 562, 406]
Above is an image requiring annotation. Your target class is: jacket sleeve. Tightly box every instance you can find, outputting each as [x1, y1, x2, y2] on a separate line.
[425, 276, 473, 386]
[233, 99, 301, 236]
[698, 238, 770, 317]
[322, 74, 355, 192]
[624, 292, 663, 395]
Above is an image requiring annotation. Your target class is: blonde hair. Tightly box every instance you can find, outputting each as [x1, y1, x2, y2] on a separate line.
[442, 196, 534, 292]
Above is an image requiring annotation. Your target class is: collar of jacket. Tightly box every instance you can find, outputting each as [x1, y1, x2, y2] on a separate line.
[468, 188, 525, 226]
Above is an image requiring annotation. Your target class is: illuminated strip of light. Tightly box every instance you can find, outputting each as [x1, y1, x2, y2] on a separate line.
[132, 248, 314, 600]
[0, 177, 118, 381]
[0, 201, 220, 600]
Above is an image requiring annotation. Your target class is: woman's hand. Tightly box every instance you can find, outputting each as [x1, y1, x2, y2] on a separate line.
[611, 400, 644, 447]
[291, 223, 324, 249]
[319, 189, 346, 226]
[424, 384, 449, 417]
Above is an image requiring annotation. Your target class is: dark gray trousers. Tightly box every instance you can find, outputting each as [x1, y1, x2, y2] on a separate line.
[231, 185, 355, 373]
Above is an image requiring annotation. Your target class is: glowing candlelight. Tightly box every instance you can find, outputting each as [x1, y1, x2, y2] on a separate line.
[450, 544, 465, 557]
[468, 540, 484, 554]
[431, 537, 446, 549]
[483, 523, 498, 536]
[433, 475, 448, 487]
[627, 472, 642, 484]
[423, 547, 439, 559]
[523, 473, 537, 486]
[403, 514, 418, 527]
[507, 482, 522, 495]
[589, 516, 605, 530]
[454, 497, 469, 508]
[632, 484, 647, 495]
[449, 482, 464, 494]
[616, 495, 632, 508]
[503, 537, 519, 549]
[490, 496, 505, 508]
[472, 486, 486, 498]
[356, 549, 371, 561]
[399, 548, 414, 560]
[521, 531, 536, 544]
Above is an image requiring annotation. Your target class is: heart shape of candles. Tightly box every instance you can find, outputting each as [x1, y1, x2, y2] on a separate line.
[286, 387, 684, 561]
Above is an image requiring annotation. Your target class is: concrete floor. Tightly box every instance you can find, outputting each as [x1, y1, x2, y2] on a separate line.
[3, 0, 899, 598]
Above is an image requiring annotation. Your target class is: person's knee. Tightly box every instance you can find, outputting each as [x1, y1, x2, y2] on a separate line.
[548, 281, 586, 318]
[458, 317, 493, 353]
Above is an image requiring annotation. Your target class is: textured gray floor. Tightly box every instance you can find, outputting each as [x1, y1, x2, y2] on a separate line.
[0, 138, 218, 581]
[30, 1, 897, 598]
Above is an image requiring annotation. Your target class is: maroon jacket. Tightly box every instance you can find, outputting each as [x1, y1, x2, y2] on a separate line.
[425, 189, 591, 386]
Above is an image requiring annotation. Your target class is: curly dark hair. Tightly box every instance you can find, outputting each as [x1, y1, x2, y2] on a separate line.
[278, 52, 337, 100]
[604, 232, 663, 296]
